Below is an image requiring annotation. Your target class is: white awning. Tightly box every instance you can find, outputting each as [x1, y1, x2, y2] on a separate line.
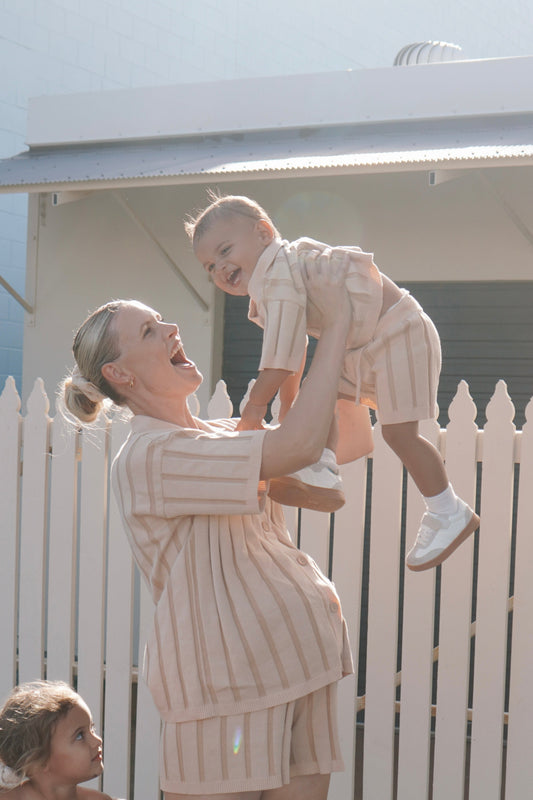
[1, 114, 533, 194]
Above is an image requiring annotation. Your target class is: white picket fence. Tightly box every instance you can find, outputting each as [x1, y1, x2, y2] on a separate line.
[1, 375, 532, 800]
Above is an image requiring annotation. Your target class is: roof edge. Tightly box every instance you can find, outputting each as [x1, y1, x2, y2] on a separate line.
[27, 55, 533, 147]
[2, 145, 533, 195]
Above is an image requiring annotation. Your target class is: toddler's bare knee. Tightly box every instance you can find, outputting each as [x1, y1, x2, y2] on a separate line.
[381, 423, 398, 447]
[381, 421, 417, 450]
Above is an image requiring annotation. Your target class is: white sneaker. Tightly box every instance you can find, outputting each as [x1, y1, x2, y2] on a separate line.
[268, 456, 345, 512]
[406, 498, 480, 572]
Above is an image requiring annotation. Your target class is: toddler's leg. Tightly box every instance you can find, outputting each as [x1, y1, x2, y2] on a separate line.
[381, 421, 447, 497]
[381, 421, 479, 571]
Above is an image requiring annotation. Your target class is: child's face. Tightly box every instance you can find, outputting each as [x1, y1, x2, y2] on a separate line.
[194, 214, 274, 296]
[42, 699, 103, 786]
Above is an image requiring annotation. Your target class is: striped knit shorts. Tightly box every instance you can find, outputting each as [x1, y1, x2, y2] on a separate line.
[339, 290, 442, 425]
[159, 682, 344, 795]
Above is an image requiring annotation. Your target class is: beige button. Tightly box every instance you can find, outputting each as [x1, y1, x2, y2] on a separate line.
[329, 602, 338, 613]
[262, 521, 270, 531]
[297, 554, 307, 565]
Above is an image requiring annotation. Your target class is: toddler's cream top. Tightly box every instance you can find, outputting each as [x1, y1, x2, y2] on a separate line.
[248, 237, 383, 373]
[112, 414, 353, 722]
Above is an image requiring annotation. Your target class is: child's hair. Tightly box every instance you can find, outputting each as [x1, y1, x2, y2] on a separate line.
[184, 190, 280, 247]
[0, 681, 81, 787]
[60, 300, 128, 424]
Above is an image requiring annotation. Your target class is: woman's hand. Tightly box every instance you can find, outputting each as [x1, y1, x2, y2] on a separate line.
[301, 249, 351, 333]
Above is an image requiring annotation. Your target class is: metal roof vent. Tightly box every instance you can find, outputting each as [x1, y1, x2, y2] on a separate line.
[394, 41, 463, 66]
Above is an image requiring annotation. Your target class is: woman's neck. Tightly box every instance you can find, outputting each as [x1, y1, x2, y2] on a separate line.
[128, 394, 199, 428]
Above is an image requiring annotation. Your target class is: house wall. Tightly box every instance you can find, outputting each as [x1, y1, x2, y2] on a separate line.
[26, 166, 533, 413]
[23, 187, 217, 412]
[3, 0, 533, 397]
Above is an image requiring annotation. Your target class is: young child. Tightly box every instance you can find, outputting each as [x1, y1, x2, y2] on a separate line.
[185, 193, 480, 572]
[0, 680, 121, 800]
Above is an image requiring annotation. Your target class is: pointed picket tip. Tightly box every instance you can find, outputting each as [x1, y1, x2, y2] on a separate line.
[448, 380, 477, 425]
[524, 396, 533, 426]
[485, 379, 515, 426]
[26, 377, 50, 417]
[239, 378, 256, 415]
[0, 376, 21, 414]
[208, 380, 233, 420]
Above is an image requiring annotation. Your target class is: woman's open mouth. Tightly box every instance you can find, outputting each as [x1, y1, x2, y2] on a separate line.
[170, 342, 193, 367]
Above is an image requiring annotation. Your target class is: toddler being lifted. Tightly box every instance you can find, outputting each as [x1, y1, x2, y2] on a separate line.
[186, 194, 479, 571]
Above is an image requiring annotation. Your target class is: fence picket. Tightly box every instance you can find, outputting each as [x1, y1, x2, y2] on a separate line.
[0, 378, 21, 699]
[207, 379, 233, 419]
[76, 422, 109, 753]
[505, 398, 533, 798]
[469, 381, 515, 800]
[102, 415, 134, 800]
[433, 381, 478, 800]
[363, 422, 404, 800]
[329, 455, 368, 800]
[133, 577, 161, 800]
[46, 413, 79, 683]
[18, 379, 50, 684]
[396, 418, 439, 800]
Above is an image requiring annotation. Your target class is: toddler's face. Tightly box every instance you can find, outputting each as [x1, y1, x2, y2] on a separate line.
[194, 214, 273, 296]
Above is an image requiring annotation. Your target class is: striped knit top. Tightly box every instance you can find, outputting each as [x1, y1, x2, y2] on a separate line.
[112, 414, 353, 722]
[248, 237, 383, 374]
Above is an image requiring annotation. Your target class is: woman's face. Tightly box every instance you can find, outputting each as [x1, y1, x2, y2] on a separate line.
[110, 301, 202, 398]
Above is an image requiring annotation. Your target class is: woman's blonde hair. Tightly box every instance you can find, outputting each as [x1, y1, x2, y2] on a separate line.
[61, 300, 127, 423]
[0, 681, 81, 786]
[184, 191, 279, 247]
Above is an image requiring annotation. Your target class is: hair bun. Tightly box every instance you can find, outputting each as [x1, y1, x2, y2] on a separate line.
[70, 368, 105, 403]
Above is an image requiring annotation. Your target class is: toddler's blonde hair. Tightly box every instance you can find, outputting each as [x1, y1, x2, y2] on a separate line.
[184, 191, 279, 246]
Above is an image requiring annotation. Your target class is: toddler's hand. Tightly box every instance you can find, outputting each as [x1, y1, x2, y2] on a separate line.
[236, 401, 267, 431]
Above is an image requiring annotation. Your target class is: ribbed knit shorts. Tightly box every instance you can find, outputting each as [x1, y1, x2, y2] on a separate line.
[338, 290, 442, 425]
[159, 682, 344, 795]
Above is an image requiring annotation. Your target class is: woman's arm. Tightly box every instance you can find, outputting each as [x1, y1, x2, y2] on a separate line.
[260, 253, 350, 480]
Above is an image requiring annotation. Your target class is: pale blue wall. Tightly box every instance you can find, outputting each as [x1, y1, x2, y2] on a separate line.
[1, 0, 533, 392]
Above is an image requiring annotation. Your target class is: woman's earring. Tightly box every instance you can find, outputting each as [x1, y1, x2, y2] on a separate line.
[129, 377, 135, 390]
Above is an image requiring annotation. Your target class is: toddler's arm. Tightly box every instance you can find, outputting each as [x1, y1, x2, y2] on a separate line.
[278, 348, 307, 422]
[237, 368, 292, 431]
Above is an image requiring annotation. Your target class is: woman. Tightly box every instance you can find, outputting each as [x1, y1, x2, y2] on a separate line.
[62, 255, 354, 800]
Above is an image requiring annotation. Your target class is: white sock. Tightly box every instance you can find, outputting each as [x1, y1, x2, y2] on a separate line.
[424, 483, 459, 516]
[321, 448, 339, 471]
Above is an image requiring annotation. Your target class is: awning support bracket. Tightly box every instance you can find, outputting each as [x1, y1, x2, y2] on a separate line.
[478, 170, 533, 250]
[111, 190, 209, 311]
[0, 273, 34, 314]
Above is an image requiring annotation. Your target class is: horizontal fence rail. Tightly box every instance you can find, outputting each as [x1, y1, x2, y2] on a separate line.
[0, 376, 531, 800]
